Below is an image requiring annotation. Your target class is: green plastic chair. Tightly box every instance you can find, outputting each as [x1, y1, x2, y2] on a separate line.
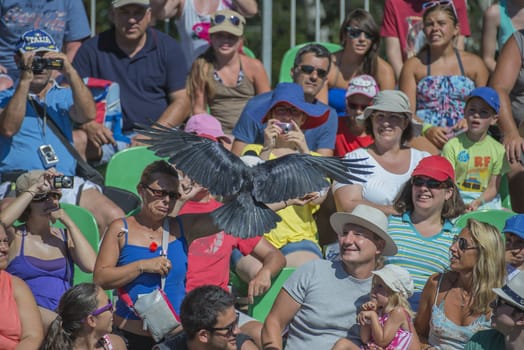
[242, 46, 256, 58]
[500, 173, 512, 210]
[105, 146, 166, 197]
[454, 209, 516, 233]
[278, 42, 342, 83]
[248, 267, 296, 322]
[52, 203, 100, 285]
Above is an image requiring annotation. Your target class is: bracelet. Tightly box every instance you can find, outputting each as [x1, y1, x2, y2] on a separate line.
[284, 200, 288, 207]
[23, 190, 36, 197]
[479, 196, 486, 205]
[138, 263, 144, 275]
[422, 123, 433, 136]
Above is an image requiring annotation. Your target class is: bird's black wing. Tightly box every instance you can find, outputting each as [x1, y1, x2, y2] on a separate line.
[252, 153, 373, 203]
[136, 124, 250, 197]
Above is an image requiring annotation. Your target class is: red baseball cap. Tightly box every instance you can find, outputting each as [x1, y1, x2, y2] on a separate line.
[412, 155, 455, 181]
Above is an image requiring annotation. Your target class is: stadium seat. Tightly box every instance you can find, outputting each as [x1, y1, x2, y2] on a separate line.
[242, 46, 256, 58]
[51, 203, 100, 285]
[500, 173, 512, 210]
[278, 42, 342, 83]
[248, 267, 296, 322]
[455, 209, 516, 233]
[105, 146, 166, 197]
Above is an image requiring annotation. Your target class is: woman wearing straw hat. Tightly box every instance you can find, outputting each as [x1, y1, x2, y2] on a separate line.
[334, 90, 430, 216]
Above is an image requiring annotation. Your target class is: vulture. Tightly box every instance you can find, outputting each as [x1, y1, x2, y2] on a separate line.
[137, 124, 372, 238]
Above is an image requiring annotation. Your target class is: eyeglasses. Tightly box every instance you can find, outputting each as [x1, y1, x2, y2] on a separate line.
[422, 0, 458, 19]
[273, 105, 302, 118]
[346, 27, 373, 40]
[452, 235, 479, 251]
[411, 176, 449, 189]
[297, 65, 328, 79]
[208, 312, 239, 338]
[347, 102, 371, 111]
[141, 183, 180, 200]
[212, 14, 243, 26]
[90, 300, 114, 317]
[32, 192, 61, 202]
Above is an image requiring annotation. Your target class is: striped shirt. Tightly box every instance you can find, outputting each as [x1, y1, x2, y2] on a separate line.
[385, 212, 459, 292]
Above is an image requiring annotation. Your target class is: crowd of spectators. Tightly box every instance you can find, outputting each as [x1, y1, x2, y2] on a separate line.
[2, 0, 524, 349]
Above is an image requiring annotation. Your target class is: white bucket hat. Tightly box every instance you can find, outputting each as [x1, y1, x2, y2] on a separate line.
[493, 271, 524, 311]
[330, 204, 397, 256]
[372, 264, 414, 298]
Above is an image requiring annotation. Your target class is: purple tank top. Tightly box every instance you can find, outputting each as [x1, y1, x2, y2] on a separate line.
[6, 227, 72, 310]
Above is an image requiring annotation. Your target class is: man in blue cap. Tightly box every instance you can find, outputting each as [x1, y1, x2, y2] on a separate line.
[0, 29, 124, 233]
[504, 214, 524, 274]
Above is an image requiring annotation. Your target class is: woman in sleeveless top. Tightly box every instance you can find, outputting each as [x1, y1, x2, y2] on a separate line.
[94, 160, 225, 350]
[482, 0, 524, 73]
[1, 169, 96, 329]
[400, 2, 488, 154]
[324, 9, 395, 117]
[41, 283, 126, 350]
[187, 9, 270, 136]
[0, 225, 43, 350]
[415, 219, 506, 350]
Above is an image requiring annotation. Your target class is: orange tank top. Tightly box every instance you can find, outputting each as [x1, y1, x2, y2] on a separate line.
[0, 270, 21, 349]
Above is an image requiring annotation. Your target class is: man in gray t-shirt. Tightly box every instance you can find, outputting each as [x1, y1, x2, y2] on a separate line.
[261, 204, 398, 350]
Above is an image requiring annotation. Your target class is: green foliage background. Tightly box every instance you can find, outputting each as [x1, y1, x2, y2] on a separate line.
[83, 0, 486, 85]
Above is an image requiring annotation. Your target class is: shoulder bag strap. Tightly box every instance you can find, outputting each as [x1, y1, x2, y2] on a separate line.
[29, 97, 105, 186]
[160, 219, 170, 290]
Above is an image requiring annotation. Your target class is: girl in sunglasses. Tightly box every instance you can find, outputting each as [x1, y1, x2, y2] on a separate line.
[41, 283, 126, 350]
[0, 169, 96, 331]
[325, 9, 395, 118]
[415, 219, 506, 350]
[187, 9, 270, 137]
[385, 155, 465, 312]
[400, 1, 489, 154]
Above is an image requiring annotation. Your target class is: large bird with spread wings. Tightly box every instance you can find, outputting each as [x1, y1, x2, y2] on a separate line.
[138, 124, 372, 238]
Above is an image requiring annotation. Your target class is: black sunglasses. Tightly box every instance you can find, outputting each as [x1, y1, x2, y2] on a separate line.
[297, 64, 328, 78]
[346, 27, 373, 40]
[452, 235, 479, 251]
[32, 192, 61, 202]
[208, 312, 239, 337]
[411, 176, 449, 189]
[213, 14, 242, 26]
[141, 183, 180, 200]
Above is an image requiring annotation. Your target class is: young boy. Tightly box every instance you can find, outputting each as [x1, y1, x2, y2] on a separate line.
[442, 87, 510, 211]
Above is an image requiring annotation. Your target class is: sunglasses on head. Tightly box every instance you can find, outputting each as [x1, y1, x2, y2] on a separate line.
[422, 0, 458, 19]
[141, 183, 180, 200]
[297, 64, 328, 78]
[212, 14, 242, 26]
[346, 27, 373, 40]
[411, 176, 449, 189]
[90, 300, 114, 317]
[32, 192, 61, 202]
[452, 235, 478, 251]
[208, 312, 239, 338]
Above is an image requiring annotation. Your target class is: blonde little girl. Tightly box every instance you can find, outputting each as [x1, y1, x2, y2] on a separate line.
[332, 264, 418, 350]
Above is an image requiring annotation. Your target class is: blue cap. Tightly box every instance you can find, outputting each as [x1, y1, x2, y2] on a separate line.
[258, 82, 330, 130]
[504, 214, 524, 239]
[16, 29, 59, 54]
[467, 87, 500, 114]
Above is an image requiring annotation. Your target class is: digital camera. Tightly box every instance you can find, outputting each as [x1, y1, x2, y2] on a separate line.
[276, 122, 294, 134]
[53, 175, 74, 189]
[38, 144, 59, 168]
[32, 57, 64, 72]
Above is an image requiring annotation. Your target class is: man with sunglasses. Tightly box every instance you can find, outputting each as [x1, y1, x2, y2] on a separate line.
[73, 0, 190, 163]
[380, 0, 470, 79]
[154, 285, 257, 350]
[464, 271, 524, 350]
[231, 43, 338, 157]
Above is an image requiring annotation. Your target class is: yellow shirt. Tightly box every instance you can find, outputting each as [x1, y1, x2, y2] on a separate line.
[242, 144, 320, 249]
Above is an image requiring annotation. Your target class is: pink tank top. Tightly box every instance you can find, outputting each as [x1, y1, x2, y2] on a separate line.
[0, 271, 21, 349]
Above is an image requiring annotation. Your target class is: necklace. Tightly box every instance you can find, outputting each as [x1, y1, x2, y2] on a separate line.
[458, 288, 470, 310]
